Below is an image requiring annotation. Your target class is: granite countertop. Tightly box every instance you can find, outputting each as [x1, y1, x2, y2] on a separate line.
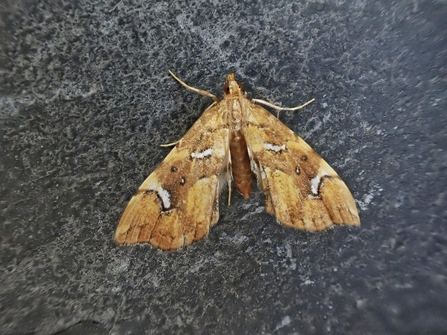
[1, 0, 446, 334]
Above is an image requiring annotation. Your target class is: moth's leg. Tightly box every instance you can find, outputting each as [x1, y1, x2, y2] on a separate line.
[253, 98, 315, 119]
[169, 70, 219, 102]
[160, 140, 180, 147]
[227, 178, 232, 206]
[226, 147, 233, 206]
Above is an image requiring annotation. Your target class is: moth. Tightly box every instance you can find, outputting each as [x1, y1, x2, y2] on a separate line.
[115, 71, 360, 250]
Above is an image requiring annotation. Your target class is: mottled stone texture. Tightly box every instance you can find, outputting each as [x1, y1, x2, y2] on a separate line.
[1, 0, 446, 334]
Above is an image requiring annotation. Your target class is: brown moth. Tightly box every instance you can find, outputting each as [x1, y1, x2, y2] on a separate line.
[115, 71, 360, 250]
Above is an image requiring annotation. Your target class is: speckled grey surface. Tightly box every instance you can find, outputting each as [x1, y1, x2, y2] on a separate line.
[1, 0, 446, 334]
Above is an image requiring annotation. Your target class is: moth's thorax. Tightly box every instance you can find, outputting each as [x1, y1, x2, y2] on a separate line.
[222, 75, 249, 131]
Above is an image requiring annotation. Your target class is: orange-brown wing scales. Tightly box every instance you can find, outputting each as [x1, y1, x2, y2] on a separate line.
[319, 176, 359, 224]
[243, 102, 360, 231]
[115, 103, 229, 249]
[183, 177, 220, 243]
[259, 167, 334, 230]
[115, 191, 161, 244]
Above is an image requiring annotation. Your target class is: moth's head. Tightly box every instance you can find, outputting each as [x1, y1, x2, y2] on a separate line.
[223, 73, 243, 96]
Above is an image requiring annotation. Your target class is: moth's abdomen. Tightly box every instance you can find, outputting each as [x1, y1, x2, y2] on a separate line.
[230, 130, 253, 198]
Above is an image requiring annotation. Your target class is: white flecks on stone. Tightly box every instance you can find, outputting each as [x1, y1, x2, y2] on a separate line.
[303, 279, 315, 285]
[264, 143, 286, 152]
[149, 182, 171, 209]
[274, 315, 292, 331]
[310, 175, 322, 195]
[191, 148, 213, 159]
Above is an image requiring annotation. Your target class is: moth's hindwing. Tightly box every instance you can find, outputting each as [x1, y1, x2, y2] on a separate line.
[243, 102, 360, 230]
[115, 102, 230, 250]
